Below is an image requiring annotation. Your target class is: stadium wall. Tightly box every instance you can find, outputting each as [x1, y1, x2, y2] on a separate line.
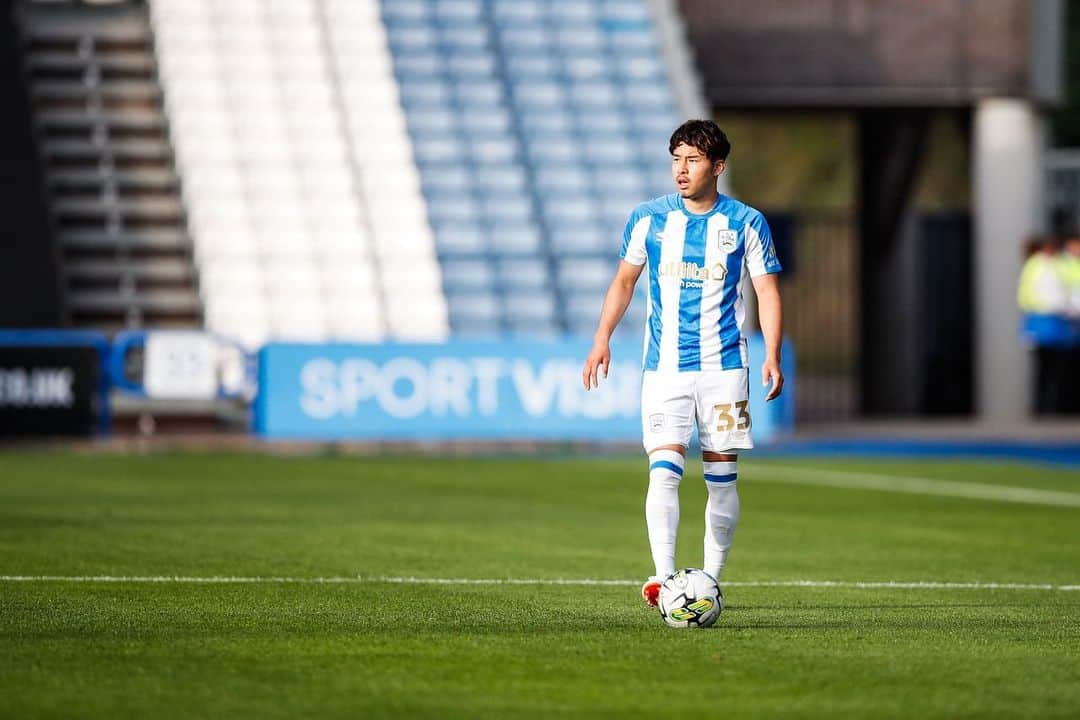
[0, 8, 63, 328]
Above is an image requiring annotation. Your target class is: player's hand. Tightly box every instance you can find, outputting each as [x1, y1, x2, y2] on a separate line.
[762, 358, 784, 401]
[582, 340, 611, 390]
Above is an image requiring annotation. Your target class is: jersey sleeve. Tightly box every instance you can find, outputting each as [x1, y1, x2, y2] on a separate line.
[744, 212, 782, 277]
[620, 210, 649, 266]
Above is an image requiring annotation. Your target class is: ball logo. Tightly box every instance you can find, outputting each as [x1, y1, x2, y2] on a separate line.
[669, 597, 714, 621]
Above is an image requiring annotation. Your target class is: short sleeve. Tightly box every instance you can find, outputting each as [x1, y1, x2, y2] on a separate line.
[744, 212, 782, 277]
[620, 211, 649, 266]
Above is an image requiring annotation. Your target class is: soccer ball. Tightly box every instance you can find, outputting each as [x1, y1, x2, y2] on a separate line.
[657, 568, 723, 628]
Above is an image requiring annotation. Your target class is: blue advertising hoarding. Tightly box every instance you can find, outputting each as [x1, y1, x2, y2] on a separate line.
[254, 337, 793, 443]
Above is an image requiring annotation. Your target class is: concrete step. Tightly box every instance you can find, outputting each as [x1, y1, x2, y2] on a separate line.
[60, 229, 191, 252]
[43, 138, 170, 160]
[64, 258, 194, 283]
[53, 196, 184, 219]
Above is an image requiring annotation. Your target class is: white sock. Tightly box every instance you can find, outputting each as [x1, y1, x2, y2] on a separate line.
[645, 449, 684, 578]
[703, 460, 740, 581]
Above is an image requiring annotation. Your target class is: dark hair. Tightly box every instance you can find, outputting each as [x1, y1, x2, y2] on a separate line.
[669, 119, 731, 162]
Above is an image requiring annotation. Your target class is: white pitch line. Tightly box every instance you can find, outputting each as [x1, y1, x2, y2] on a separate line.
[751, 465, 1080, 508]
[0, 575, 1077, 591]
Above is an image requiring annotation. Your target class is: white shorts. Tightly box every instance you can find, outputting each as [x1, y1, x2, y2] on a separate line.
[640, 369, 754, 453]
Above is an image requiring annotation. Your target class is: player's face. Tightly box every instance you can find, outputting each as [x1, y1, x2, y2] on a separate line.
[671, 143, 723, 200]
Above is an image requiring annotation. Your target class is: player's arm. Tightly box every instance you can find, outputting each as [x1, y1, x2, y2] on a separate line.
[583, 260, 645, 390]
[752, 273, 784, 401]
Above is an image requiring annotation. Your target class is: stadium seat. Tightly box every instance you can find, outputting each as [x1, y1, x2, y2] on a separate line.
[502, 289, 558, 324]
[494, 257, 550, 290]
[440, 259, 497, 293]
[433, 223, 488, 256]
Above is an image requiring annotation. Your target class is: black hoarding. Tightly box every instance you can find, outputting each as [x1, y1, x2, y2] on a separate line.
[0, 346, 101, 436]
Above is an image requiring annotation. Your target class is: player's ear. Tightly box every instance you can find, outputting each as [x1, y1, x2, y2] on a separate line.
[713, 159, 725, 177]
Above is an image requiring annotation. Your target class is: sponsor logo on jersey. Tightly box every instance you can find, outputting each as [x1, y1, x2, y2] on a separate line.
[658, 261, 727, 286]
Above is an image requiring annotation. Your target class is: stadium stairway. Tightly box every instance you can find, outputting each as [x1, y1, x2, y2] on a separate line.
[17, 0, 201, 332]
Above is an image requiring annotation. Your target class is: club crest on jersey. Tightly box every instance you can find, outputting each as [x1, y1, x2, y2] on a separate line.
[716, 229, 738, 253]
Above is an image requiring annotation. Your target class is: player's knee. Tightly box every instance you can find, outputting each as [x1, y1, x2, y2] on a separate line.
[703, 459, 738, 487]
[648, 448, 684, 489]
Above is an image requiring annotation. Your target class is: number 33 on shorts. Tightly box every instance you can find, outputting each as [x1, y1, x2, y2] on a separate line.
[713, 400, 750, 432]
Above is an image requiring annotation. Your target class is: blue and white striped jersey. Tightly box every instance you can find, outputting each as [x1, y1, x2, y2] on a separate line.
[620, 193, 782, 372]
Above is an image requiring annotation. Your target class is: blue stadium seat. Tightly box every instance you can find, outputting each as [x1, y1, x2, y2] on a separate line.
[548, 1, 596, 22]
[541, 197, 592, 225]
[554, 27, 603, 51]
[459, 108, 512, 135]
[447, 290, 501, 332]
[383, 0, 429, 22]
[562, 55, 609, 80]
[441, 259, 496, 293]
[427, 195, 480, 224]
[422, 167, 474, 194]
[395, 52, 442, 78]
[527, 138, 576, 163]
[505, 55, 557, 79]
[474, 168, 528, 194]
[446, 52, 496, 79]
[488, 224, 543, 256]
[479, 194, 532, 223]
[387, 25, 438, 51]
[575, 110, 627, 134]
[434, 223, 488, 257]
[494, 257, 550, 290]
[399, 80, 451, 106]
[567, 81, 619, 108]
[502, 289, 558, 323]
[433, 0, 483, 23]
[469, 137, 519, 163]
[520, 112, 573, 137]
[618, 56, 663, 80]
[549, 225, 611, 257]
[623, 81, 672, 109]
[454, 80, 503, 107]
[491, 0, 543, 23]
[511, 81, 566, 109]
[602, 192, 646, 223]
[505, 320, 563, 338]
[407, 108, 457, 135]
[535, 167, 587, 193]
[608, 29, 657, 53]
[438, 25, 490, 52]
[582, 139, 635, 163]
[555, 257, 612, 292]
[413, 137, 467, 163]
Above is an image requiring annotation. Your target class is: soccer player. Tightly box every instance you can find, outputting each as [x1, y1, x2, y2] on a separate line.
[581, 119, 784, 607]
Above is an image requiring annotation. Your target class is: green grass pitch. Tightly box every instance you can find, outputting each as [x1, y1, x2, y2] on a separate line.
[1, 450, 1077, 718]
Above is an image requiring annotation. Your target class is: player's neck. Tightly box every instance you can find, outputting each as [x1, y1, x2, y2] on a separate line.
[682, 188, 720, 215]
